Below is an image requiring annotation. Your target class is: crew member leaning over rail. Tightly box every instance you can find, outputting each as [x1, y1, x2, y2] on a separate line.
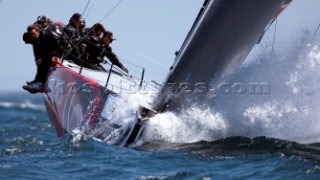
[81, 30, 128, 73]
[99, 31, 128, 73]
[22, 14, 129, 94]
[22, 24, 63, 93]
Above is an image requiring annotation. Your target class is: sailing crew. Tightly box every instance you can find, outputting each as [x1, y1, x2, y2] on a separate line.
[81, 30, 128, 72]
[22, 14, 129, 94]
[23, 32, 32, 45]
[63, 13, 82, 39]
[34, 15, 65, 31]
[87, 23, 106, 38]
[99, 31, 128, 73]
[78, 18, 86, 37]
[22, 24, 62, 93]
[80, 23, 106, 69]
[33, 16, 65, 49]
[62, 13, 84, 63]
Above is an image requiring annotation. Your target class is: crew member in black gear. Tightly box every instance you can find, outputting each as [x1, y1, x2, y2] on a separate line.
[81, 35, 103, 69]
[62, 13, 83, 63]
[98, 31, 128, 73]
[78, 18, 86, 38]
[80, 23, 107, 69]
[87, 23, 106, 38]
[23, 32, 32, 44]
[22, 24, 62, 93]
[63, 13, 81, 39]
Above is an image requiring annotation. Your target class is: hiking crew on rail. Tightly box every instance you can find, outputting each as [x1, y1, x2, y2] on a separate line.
[22, 13, 128, 93]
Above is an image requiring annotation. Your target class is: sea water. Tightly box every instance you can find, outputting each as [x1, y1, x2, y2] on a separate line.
[0, 92, 320, 179]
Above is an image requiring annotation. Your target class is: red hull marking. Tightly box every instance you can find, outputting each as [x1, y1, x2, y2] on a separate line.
[45, 61, 102, 136]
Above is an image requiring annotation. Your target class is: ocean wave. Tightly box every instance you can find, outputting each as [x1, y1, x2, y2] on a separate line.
[137, 136, 320, 162]
[0, 147, 22, 156]
[0, 100, 46, 111]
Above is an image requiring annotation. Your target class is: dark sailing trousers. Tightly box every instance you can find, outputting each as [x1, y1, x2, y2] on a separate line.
[34, 57, 52, 84]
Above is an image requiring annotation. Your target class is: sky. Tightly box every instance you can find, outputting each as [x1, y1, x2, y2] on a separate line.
[0, 0, 319, 92]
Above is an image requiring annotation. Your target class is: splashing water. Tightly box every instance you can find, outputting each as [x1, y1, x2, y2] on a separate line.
[143, 106, 228, 144]
[260, 45, 318, 142]
[212, 38, 320, 144]
[138, 38, 320, 145]
[86, 91, 157, 144]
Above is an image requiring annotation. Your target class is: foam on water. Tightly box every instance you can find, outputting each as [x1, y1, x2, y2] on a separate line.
[148, 107, 228, 143]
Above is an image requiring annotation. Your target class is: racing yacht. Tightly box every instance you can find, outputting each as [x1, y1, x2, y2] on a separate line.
[44, 0, 293, 146]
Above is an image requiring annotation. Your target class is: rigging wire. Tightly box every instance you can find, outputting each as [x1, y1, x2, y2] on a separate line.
[312, 23, 320, 41]
[99, 0, 125, 23]
[81, 0, 91, 18]
[116, 43, 168, 68]
[84, 5, 93, 20]
[271, 18, 278, 52]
